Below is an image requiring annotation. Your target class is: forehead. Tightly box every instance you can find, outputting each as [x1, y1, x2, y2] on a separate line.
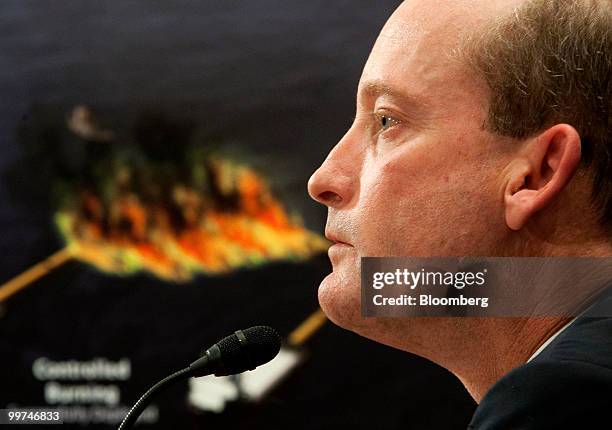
[359, 0, 516, 108]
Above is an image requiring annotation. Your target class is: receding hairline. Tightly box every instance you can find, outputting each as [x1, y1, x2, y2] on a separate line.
[455, 0, 612, 232]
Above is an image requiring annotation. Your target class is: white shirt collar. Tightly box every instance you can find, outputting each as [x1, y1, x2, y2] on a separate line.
[526, 318, 576, 363]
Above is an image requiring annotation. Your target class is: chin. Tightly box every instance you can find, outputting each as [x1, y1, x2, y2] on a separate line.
[317, 268, 418, 352]
[317, 268, 364, 332]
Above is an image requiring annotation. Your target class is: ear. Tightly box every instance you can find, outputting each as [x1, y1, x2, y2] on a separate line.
[504, 124, 581, 231]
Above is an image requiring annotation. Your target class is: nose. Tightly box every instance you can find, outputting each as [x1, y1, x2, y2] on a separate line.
[307, 131, 360, 209]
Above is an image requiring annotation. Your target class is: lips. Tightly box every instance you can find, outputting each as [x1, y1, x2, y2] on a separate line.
[325, 230, 353, 247]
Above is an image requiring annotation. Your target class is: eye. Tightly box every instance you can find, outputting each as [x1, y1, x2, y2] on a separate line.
[377, 113, 401, 132]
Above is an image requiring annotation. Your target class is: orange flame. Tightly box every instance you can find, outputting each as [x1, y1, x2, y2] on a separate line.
[56, 157, 329, 281]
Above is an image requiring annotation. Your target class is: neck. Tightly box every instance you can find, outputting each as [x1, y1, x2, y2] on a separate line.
[449, 316, 571, 402]
[448, 241, 612, 402]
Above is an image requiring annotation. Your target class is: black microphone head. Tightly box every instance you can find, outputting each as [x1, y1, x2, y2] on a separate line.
[214, 325, 281, 376]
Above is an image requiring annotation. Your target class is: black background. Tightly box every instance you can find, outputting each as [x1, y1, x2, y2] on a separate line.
[0, 1, 476, 429]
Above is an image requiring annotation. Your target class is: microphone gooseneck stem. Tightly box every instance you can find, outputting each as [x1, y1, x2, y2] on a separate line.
[117, 326, 280, 429]
[118, 367, 192, 430]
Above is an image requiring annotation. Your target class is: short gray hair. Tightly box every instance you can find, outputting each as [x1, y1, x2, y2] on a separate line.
[464, 0, 611, 232]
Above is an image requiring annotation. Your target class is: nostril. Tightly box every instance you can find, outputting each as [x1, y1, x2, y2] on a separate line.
[319, 191, 342, 205]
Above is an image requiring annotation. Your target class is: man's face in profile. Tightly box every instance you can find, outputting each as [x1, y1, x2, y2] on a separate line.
[308, 0, 518, 342]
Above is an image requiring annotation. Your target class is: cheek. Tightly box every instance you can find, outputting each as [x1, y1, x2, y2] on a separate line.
[357, 187, 409, 255]
[355, 139, 502, 255]
[356, 150, 439, 254]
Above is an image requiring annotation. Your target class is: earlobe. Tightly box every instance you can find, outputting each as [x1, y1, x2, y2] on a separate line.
[505, 186, 537, 231]
[503, 124, 581, 231]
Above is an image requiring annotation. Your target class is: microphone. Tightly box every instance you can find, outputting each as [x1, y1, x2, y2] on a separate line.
[118, 326, 281, 430]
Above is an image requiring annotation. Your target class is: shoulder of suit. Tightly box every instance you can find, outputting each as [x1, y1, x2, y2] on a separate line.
[469, 359, 612, 429]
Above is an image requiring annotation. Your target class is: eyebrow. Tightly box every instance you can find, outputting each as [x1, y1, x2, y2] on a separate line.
[359, 79, 430, 118]
[360, 80, 423, 107]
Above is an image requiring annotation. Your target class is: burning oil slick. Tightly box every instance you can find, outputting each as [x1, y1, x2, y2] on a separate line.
[23, 105, 328, 281]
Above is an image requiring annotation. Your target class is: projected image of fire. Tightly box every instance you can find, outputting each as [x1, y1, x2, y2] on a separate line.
[53, 106, 328, 282]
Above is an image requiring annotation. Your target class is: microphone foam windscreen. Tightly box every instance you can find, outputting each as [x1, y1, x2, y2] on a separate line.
[242, 325, 282, 364]
[215, 326, 281, 375]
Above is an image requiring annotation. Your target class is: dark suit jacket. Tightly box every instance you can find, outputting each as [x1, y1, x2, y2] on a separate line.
[468, 283, 612, 429]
